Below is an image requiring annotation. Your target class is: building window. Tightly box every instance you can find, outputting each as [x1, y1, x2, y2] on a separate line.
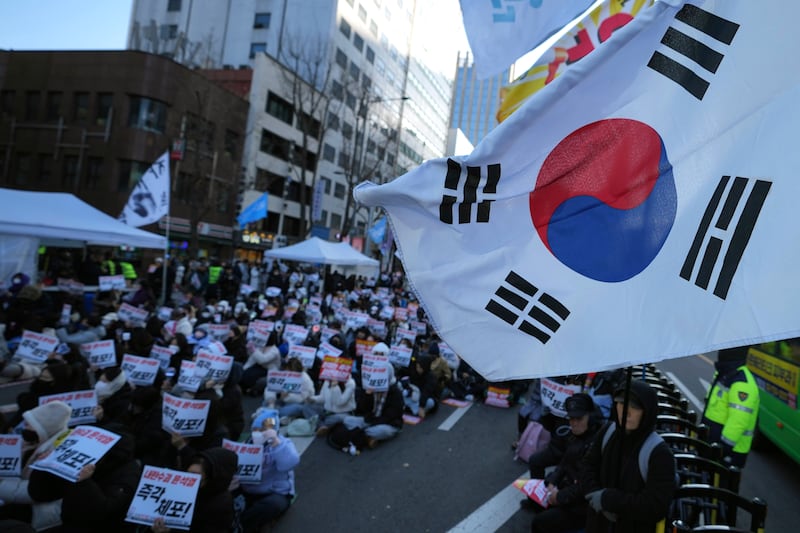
[339, 18, 351, 38]
[349, 62, 360, 81]
[322, 143, 335, 162]
[260, 129, 293, 161]
[376, 58, 385, 75]
[335, 48, 347, 69]
[46, 92, 62, 121]
[224, 129, 240, 159]
[61, 155, 79, 189]
[14, 153, 32, 185]
[353, 32, 364, 52]
[330, 212, 342, 229]
[0, 90, 14, 117]
[25, 91, 40, 121]
[366, 46, 375, 64]
[73, 92, 89, 123]
[320, 176, 332, 194]
[367, 139, 376, 154]
[320, 209, 328, 225]
[331, 80, 343, 100]
[96, 92, 113, 126]
[327, 112, 340, 131]
[217, 189, 230, 213]
[298, 112, 321, 140]
[362, 74, 371, 91]
[166, 24, 178, 39]
[369, 20, 378, 37]
[128, 96, 166, 133]
[85, 157, 103, 190]
[254, 12, 271, 29]
[176, 171, 192, 203]
[167, 0, 181, 11]
[386, 153, 395, 166]
[345, 91, 356, 110]
[117, 159, 149, 192]
[358, 4, 367, 22]
[250, 42, 267, 58]
[338, 151, 349, 168]
[266, 91, 293, 125]
[38, 154, 52, 183]
[342, 121, 353, 140]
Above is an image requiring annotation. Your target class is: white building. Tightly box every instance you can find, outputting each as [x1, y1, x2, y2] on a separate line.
[128, 0, 461, 248]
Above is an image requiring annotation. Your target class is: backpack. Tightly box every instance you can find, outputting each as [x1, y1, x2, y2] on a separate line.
[515, 421, 552, 463]
[326, 421, 368, 452]
[600, 423, 667, 482]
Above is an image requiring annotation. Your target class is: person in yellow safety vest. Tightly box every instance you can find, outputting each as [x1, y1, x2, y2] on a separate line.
[701, 346, 760, 468]
[119, 261, 138, 282]
[102, 251, 117, 276]
[208, 265, 222, 285]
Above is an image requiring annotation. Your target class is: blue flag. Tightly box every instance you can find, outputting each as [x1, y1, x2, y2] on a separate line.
[367, 217, 386, 245]
[237, 192, 268, 227]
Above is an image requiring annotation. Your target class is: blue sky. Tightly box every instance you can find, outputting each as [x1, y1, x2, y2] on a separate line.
[0, 1, 134, 50]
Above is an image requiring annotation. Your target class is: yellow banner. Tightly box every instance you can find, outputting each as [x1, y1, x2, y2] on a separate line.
[747, 348, 800, 394]
[497, 0, 652, 123]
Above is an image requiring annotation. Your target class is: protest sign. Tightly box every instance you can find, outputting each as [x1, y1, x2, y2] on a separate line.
[308, 296, 322, 308]
[118, 303, 148, 326]
[513, 478, 550, 508]
[194, 352, 233, 383]
[306, 307, 322, 324]
[283, 325, 309, 346]
[367, 318, 387, 338]
[394, 307, 409, 321]
[0, 435, 22, 477]
[320, 327, 340, 344]
[438, 343, 460, 369]
[207, 324, 230, 342]
[161, 394, 210, 437]
[287, 345, 316, 369]
[316, 341, 342, 361]
[355, 339, 377, 358]
[379, 306, 395, 320]
[319, 356, 353, 382]
[222, 439, 263, 484]
[16, 330, 59, 363]
[150, 345, 177, 370]
[361, 355, 390, 391]
[80, 339, 117, 368]
[121, 354, 160, 386]
[247, 320, 275, 347]
[177, 361, 203, 393]
[282, 299, 300, 321]
[407, 302, 419, 316]
[30, 426, 120, 482]
[388, 344, 412, 368]
[60, 303, 72, 326]
[239, 283, 254, 295]
[345, 311, 370, 332]
[485, 386, 512, 408]
[393, 328, 416, 346]
[126, 465, 201, 530]
[540, 378, 581, 418]
[410, 320, 427, 335]
[157, 306, 174, 321]
[99, 274, 126, 291]
[39, 390, 97, 426]
[265, 370, 304, 394]
[261, 304, 279, 318]
[203, 340, 227, 357]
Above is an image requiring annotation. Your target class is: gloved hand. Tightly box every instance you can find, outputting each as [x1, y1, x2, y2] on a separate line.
[585, 489, 605, 512]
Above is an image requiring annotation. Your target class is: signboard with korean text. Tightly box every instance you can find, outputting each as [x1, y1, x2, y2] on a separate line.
[388, 344, 412, 368]
[355, 339, 377, 358]
[121, 354, 160, 386]
[283, 325, 309, 347]
[247, 320, 275, 348]
[99, 274, 126, 291]
[207, 324, 230, 342]
[319, 356, 353, 382]
[394, 328, 416, 346]
[485, 386, 512, 408]
[118, 303, 149, 326]
[438, 343, 460, 369]
[30, 426, 121, 482]
[361, 354, 390, 391]
[161, 394, 210, 437]
[265, 370, 304, 394]
[16, 330, 59, 363]
[540, 378, 581, 418]
[39, 390, 98, 426]
[320, 327, 340, 344]
[80, 339, 117, 369]
[287, 345, 316, 369]
[126, 465, 201, 530]
[367, 318, 387, 338]
[150, 345, 177, 370]
[203, 340, 227, 357]
[222, 439, 263, 484]
[0, 434, 22, 478]
[178, 360, 203, 392]
[194, 352, 233, 383]
[316, 341, 342, 361]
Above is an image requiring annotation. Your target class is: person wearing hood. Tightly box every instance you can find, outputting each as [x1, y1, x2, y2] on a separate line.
[240, 421, 300, 533]
[701, 346, 760, 467]
[0, 401, 71, 525]
[129, 385, 171, 467]
[152, 447, 239, 533]
[580, 379, 676, 533]
[219, 362, 246, 441]
[28, 424, 140, 532]
[93, 367, 132, 427]
[15, 360, 74, 416]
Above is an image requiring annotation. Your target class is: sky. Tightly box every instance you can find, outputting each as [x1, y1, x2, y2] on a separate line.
[0, 1, 134, 51]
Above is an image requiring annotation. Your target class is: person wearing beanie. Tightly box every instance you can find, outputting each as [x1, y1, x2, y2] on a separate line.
[701, 346, 760, 467]
[0, 401, 71, 524]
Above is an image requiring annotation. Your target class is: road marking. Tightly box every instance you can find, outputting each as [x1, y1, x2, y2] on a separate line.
[447, 470, 528, 533]
[699, 378, 711, 395]
[699, 353, 715, 366]
[292, 436, 314, 455]
[438, 403, 473, 431]
[665, 371, 703, 412]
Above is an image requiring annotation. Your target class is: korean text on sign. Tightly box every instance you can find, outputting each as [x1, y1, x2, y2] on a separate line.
[177, 361, 203, 393]
[16, 330, 59, 363]
[388, 345, 412, 368]
[265, 370, 304, 393]
[39, 390, 98, 426]
[80, 340, 117, 369]
[126, 465, 201, 530]
[319, 356, 353, 382]
[287, 345, 316, 369]
[194, 352, 233, 383]
[30, 426, 120, 482]
[222, 439, 263, 484]
[540, 378, 580, 418]
[121, 354, 160, 386]
[0, 434, 22, 477]
[161, 394, 210, 437]
[118, 303, 149, 326]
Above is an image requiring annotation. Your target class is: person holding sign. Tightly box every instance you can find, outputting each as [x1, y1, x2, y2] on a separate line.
[264, 358, 315, 422]
[93, 367, 132, 427]
[241, 330, 283, 396]
[28, 424, 140, 530]
[345, 381, 404, 449]
[240, 419, 300, 532]
[151, 447, 239, 533]
[0, 401, 71, 526]
[310, 374, 357, 437]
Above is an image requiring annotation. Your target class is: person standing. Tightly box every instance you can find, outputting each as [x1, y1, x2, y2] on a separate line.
[701, 346, 760, 467]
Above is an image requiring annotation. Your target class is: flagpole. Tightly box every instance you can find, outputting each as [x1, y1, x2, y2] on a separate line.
[160, 156, 177, 307]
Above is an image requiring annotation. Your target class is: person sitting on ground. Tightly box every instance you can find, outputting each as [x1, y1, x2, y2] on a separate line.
[311, 374, 357, 437]
[344, 379, 404, 448]
[263, 357, 315, 423]
[241, 330, 282, 396]
[408, 355, 438, 418]
[527, 393, 603, 533]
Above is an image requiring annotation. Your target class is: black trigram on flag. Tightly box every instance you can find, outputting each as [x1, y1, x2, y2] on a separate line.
[485, 271, 570, 344]
[647, 4, 740, 100]
[680, 176, 771, 300]
[440, 158, 500, 224]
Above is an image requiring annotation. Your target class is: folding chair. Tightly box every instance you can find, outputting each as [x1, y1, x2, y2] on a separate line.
[674, 453, 741, 493]
[669, 484, 766, 533]
[660, 433, 723, 461]
[656, 415, 709, 440]
[657, 402, 697, 423]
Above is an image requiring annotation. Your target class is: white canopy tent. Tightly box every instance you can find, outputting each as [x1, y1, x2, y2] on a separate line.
[0, 188, 167, 284]
[263, 236, 379, 282]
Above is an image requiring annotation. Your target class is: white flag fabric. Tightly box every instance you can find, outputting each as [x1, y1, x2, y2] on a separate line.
[356, 0, 800, 380]
[460, 0, 595, 79]
[119, 151, 170, 227]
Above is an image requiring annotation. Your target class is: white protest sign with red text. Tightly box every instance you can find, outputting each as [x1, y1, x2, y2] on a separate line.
[287, 345, 316, 369]
[161, 394, 210, 437]
[121, 354, 160, 386]
[222, 439, 263, 484]
[0, 434, 22, 477]
[30, 426, 120, 482]
[126, 465, 201, 530]
[16, 330, 59, 363]
[265, 370, 304, 394]
[80, 339, 117, 369]
[194, 352, 233, 383]
[540, 378, 581, 418]
[39, 390, 98, 426]
[318, 356, 352, 382]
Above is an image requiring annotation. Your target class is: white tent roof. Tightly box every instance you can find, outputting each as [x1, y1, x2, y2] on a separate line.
[264, 236, 379, 267]
[0, 188, 167, 249]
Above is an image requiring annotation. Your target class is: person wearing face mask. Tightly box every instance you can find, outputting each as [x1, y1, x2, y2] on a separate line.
[580, 379, 677, 533]
[0, 401, 71, 525]
[14, 360, 74, 418]
[93, 367, 132, 426]
[240, 418, 300, 533]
